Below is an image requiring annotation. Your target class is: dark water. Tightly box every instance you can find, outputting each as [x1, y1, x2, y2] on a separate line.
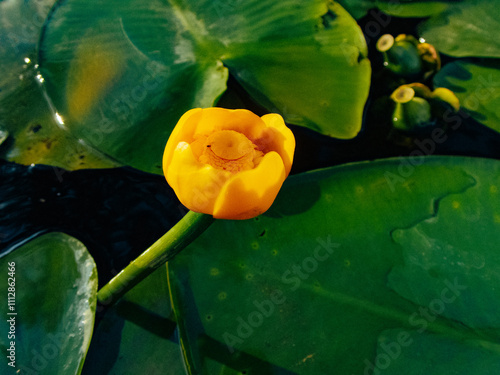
[0, 160, 183, 287]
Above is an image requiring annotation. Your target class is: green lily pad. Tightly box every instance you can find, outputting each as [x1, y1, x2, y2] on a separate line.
[336, 0, 377, 19]
[0, 0, 120, 170]
[82, 267, 185, 375]
[376, 0, 450, 18]
[419, 0, 500, 58]
[433, 60, 500, 134]
[0, 68, 122, 170]
[38, 0, 370, 174]
[0, 0, 55, 101]
[167, 156, 500, 374]
[337, 0, 452, 20]
[0, 233, 97, 375]
[372, 329, 500, 375]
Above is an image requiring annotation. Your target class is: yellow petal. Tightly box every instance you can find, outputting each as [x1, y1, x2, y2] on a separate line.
[165, 142, 231, 214]
[432, 87, 460, 112]
[260, 114, 295, 175]
[163, 108, 203, 170]
[193, 108, 267, 140]
[213, 151, 286, 220]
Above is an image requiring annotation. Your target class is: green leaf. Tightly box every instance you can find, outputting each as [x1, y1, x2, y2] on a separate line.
[82, 268, 185, 375]
[0, 0, 56, 100]
[0, 0, 121, 170]
[167, 156, 500, 374]
[336, 0, 376, 19]
[376, 0, 451, 18]
[419, 0, 500, 58]
[0, 69, 123, 170]
[223, 2, 370, 138]
[337, 0, 452, 19]
[433, 60, 500, 134]
[0, 233, 97, 375]
[38, 0, 370, 174]
[371, 329, 500, 374]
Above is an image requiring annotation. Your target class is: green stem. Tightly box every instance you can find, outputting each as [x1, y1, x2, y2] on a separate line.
[97, 211, 215, 307]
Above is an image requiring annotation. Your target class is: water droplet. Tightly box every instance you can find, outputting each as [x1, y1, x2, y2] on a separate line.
[54, 112, 65, 125]
[0, 129, 9, 145]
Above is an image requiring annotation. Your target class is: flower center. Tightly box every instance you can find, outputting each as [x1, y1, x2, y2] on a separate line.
[207, 130, 254, 160]
[197, 130, 263, 172]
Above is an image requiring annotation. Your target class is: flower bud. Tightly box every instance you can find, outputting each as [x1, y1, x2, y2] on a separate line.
[163, 108, 295, 220]
[417, 41, 441, 79]
[377, 34, 440, 79]
[390, 83, 460, 134]
[391, 85, 432, 132]
[431, 87, 460, 112]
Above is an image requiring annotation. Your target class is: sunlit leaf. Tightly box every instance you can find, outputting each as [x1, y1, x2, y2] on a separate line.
[38, 0, 370, 173]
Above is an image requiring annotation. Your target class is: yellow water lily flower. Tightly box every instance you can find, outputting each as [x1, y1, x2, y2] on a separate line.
[163, 108, 295, 220]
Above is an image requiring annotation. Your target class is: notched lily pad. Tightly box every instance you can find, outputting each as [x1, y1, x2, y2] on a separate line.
[168, 157, 500, 374]
[38, 0, 370, 173]
[389, 169, 500, 330]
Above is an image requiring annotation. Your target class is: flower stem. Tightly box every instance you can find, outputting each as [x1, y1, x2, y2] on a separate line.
[97, 211, 215, 307]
